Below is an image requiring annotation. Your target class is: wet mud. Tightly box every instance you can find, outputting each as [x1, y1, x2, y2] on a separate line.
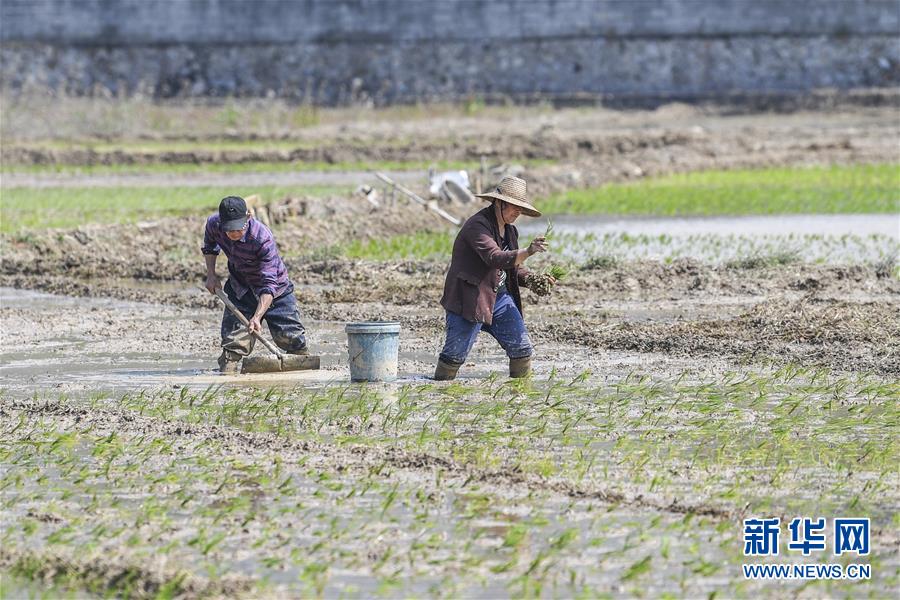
[0, 548, 255, 600]
[3, 365, 897, 597]
[4, 396, 738, 520]
[3, 226, 897, 376]
[536, 296, 900, 375]
[2, 282, 896, 596]
[3, 105, 896, 381]
[3, 104, 899, 597]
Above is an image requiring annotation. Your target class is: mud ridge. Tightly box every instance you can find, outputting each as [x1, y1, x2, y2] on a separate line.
[0, 547, 255, 599]
[0, 130, 706, 167]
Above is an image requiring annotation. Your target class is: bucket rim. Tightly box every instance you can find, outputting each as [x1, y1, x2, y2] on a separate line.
[345, 321, 401, 334]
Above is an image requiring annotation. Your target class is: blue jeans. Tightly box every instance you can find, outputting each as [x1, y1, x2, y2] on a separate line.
[221, 280, 307, 359]
[439, 291, 533, 365]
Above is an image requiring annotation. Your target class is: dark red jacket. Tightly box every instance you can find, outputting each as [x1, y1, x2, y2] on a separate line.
[440, 206, 531, 324]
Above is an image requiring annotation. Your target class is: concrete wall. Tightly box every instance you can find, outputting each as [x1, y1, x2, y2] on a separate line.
[2, 0, 898, 102]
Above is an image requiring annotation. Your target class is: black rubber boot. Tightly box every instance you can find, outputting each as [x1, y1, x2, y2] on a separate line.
[433, 359, 461, 381]
[217, 351, 242, 375]
[509, 357, 532, 378]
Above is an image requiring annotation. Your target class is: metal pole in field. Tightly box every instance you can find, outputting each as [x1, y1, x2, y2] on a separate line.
[374, 172, 462, 226]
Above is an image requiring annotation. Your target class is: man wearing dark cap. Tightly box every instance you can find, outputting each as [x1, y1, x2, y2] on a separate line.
[202, 196, 308, 374]
[434, 176, 550, 381]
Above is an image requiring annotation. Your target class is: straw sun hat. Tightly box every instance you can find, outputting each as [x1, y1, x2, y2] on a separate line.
[475, 176, 542, 218]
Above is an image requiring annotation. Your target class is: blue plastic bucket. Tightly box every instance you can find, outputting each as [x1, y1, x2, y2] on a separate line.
[345, 321, 401, 382]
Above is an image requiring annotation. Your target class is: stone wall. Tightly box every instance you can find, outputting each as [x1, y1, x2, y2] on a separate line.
[1, 0, 898, 103]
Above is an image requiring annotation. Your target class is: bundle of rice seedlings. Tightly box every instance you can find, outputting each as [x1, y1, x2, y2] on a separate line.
[545, 264, 568, 281]
[525, 264, 567, 296]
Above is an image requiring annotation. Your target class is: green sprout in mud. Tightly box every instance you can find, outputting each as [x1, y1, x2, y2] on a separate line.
[543, 263, 569, 281]
[540, 164, 899, 216]
[544, 219, 555, 242]
[319, 224, 898, 265]
[2, 366, 898, 597]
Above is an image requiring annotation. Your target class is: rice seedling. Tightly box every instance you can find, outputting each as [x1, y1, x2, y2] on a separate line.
[332, 228, 898, 265]
[2, 363, 897, 597]
[581, 254, 620, 270]
[544, 264, 569, 281]
[540, 164, 900, 216]
[340, 230, 455, 261]
[725, 246, 801, 269]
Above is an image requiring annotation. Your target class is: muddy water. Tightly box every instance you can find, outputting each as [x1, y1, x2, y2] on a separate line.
[522, 213, 899, 237]
[0, 400, 751, 598]
[1, 286, 701, 402]
[519, 213, 900, 262]
[0, 288, 440, 398]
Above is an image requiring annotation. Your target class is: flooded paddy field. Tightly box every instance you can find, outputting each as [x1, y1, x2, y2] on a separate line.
[2, 331, 898, 597]
[2, 101, 899, 597]
[2, 249, 898, 597]
[520, 213, 899, 264]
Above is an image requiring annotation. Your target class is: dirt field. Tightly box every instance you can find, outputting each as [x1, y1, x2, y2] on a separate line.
[2, 102, 898, 597]
[4, 100, 900, 197]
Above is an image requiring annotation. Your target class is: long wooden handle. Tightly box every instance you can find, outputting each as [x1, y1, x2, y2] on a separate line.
[213, 287, 283, 359]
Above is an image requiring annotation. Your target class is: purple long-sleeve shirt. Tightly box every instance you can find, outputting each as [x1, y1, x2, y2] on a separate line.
[201, 214, 291, 300]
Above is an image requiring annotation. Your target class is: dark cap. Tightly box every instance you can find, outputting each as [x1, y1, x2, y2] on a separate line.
[219, 196, 249, 231]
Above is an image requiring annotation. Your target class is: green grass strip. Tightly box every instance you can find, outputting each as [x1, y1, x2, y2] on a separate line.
[539, 164, 900, 215]
[3, 164, 896, 235]
[341, 230, 456, 261]
[0, 185, 349, 234]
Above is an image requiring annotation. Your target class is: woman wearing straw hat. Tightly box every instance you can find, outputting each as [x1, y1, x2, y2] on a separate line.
[434, 176, 551, 380]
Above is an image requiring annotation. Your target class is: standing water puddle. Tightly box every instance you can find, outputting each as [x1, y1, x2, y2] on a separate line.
[521, 213, 898, 237]
[0, 288, 433, 398]
[519, 213, 900, 262]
